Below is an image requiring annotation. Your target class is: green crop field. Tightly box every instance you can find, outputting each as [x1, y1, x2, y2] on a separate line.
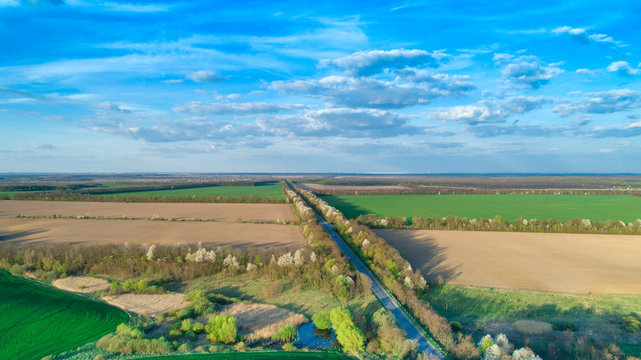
[109, 182, 284, 199]
[321, 194, 641, 222]
[138, 352, 351, 360]
[0, 271, 129, 360]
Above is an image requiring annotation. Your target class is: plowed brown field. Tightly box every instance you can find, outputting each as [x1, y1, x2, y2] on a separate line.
[376, 229, 641, 294]
[0, 200, 295, 222]
[0, 218, 305, 248]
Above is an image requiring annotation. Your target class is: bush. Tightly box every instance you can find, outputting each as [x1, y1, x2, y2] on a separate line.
[330, 307, 354, 329]
[450, 321, 463, 333]
[273, 325, 297, 343]
[553, 321, 578, 332]
[335, 324, 365, 353]
[97, 324, 173, 355]
[282, 343, 297, 351]
[263, 282, 283, 298]
[173, 307, 196, 320]
[205, 314, 237, 344]
[186, 289, 206, 302]
[180, 319, 192, 332]
[234, 341, 247, 352]
[622, 315, 641, 333]
[122, 280, 136, 292]
[192, 322, 205, 333]
[136, 279, 148, 291]
[177, 343, 191, 353]
[312, 310, 331, 330]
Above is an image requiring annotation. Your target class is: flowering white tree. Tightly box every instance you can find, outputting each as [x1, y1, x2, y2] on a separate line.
[277, 252, 294, 267]
[146, 244, 156, 261]
[186, 248, 216, 262]
[293, 249, 305, 266]
[223, 254, 239, 268]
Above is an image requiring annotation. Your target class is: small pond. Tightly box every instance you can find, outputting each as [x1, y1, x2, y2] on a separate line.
[294, 322, 337, 349]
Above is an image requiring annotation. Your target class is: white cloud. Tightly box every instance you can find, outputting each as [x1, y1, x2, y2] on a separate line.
[552, 26, 626, 47]
[258, 108, 422, 138]
[271, 73, 473, 109]
[430, 96, 550, 124]
[606, 61, 641, 76]
[575, 68, 595, 75]
[172, 102, 308, 116]
[555, 89, 641, 116]
[102, 2, 169, 12]
[494, 53, 563, 89]
[186, 70, 225, 83]
[320, 49, 450, 76]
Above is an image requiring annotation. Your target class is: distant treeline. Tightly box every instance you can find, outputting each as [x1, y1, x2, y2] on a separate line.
[356, 214, 641, 235]
[11, 192, 285, 204]
[0, 183, 99, 192]
[83, 180, 272, 195]
[307, 186, 641, 196]
[304, 175, 641, 190]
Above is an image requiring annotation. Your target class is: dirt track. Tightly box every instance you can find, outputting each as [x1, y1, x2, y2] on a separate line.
[0, 218, 305, 248]
[0, 200, 295, 222]
[376, 229, 641, 294]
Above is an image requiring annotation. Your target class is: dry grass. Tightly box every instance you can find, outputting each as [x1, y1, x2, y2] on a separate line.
[0, 218, 306, 248]
[219, 302, 307, 341]
[52, 276, 110, 293]
[377, 229, 641, 294]
[101, 294, 188, 317]
[0, 200, 295, 222]
[513, 320, 552, 335]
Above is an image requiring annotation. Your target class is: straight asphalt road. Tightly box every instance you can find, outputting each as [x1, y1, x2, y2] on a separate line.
[316, 214, 445, 359]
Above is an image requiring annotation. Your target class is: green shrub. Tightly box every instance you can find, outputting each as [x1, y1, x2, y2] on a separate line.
[205, 314, 237, 344]
[177, 343, 191, 353]
[174, 307, 195, 320]
[335, 324, 365, 353]
[450, 321, 463, 333]
[312, 310, 331, 330]
[122, 280, 136, 292]
[273, 325, 297, 343]
[623, 316, 641, 333]
[234, 341, 247, 352]
[180, 319, 192, 332]
[97, 324, 173, 355]
[282, 343, 297, 351]
[186, 289, 206, 302]
[136, 279, 148, 291]
[110, 281, 121, 292]
[330, 307, 354, 329]
[192, 322, 205, 333]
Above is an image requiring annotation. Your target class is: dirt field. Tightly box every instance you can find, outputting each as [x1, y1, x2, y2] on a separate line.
[102, 294, 188, 316]
[53, 276, 110, 293]
[0, 218, 306, 248]
[300, 183, 409, 192]
[219, 302, 307, 341]
[0, 200, 295, 222]
[375, 229, 641, 294]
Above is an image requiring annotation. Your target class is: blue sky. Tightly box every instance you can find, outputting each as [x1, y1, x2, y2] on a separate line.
[1, 0, 641, 173]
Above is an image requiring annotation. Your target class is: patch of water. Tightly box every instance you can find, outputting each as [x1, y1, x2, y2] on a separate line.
[294, 322, 337, 349]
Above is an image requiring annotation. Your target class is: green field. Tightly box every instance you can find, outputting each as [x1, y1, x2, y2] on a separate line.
[423, 284, 641, 324]
[137, 352, 351, 360]
[321, 194, 641, 222]
[110, 182, 284, 199]
[0, 271, 129, 360]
